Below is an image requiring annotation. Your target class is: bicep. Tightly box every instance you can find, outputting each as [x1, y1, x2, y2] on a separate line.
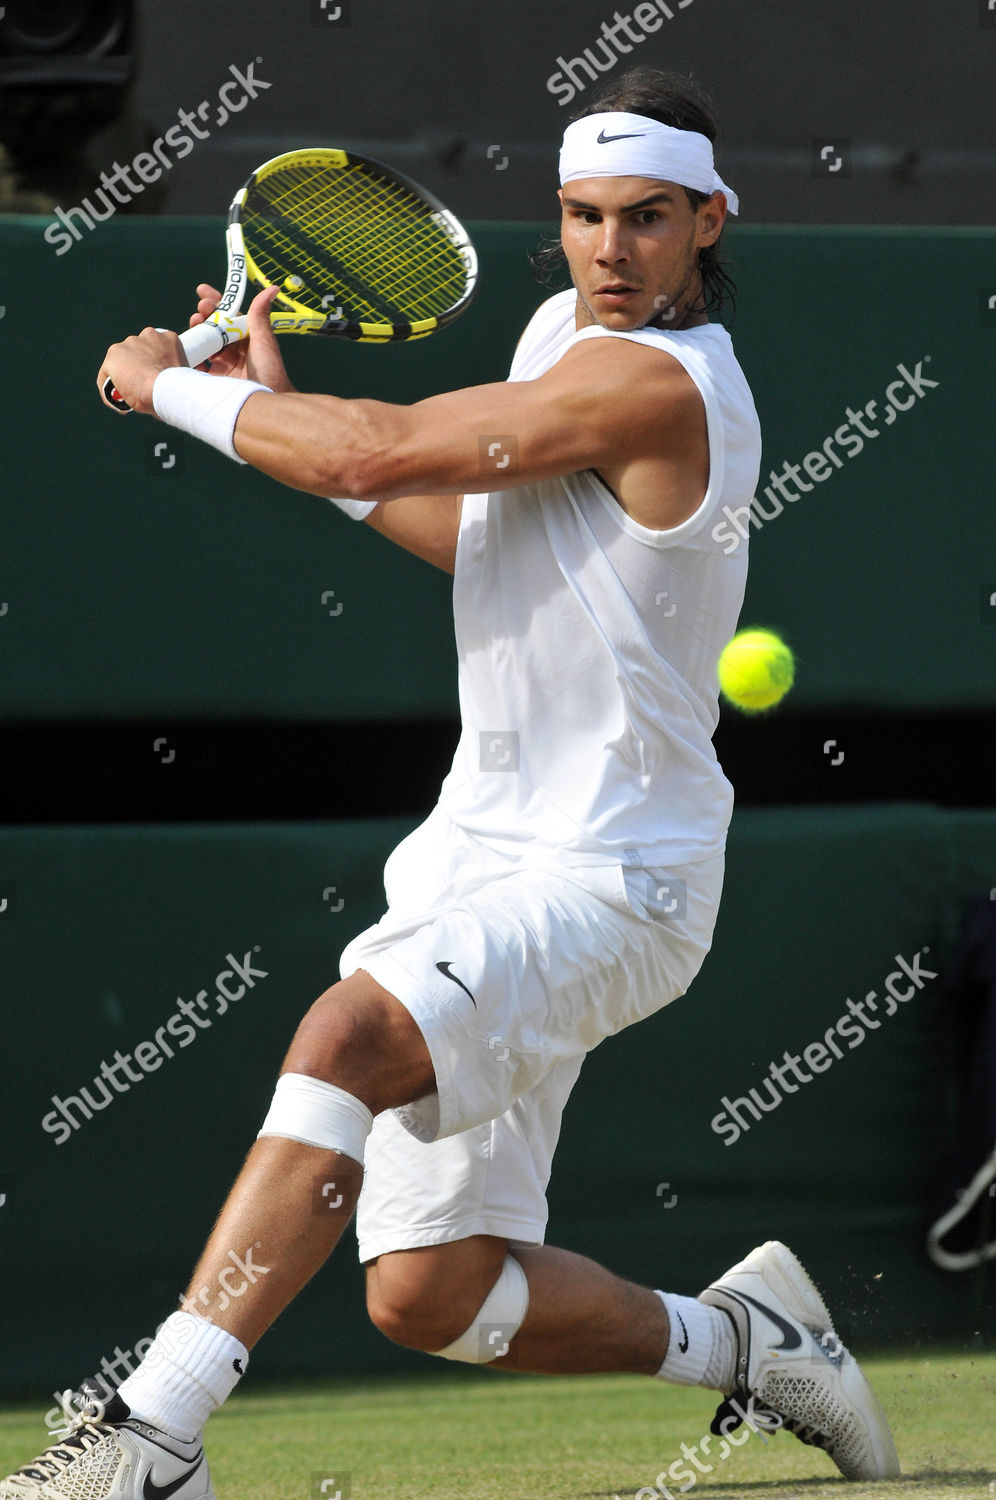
[389, 341, 696, 497]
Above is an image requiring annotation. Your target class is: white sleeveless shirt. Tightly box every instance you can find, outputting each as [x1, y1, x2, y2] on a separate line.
[435, 288, 762, 868]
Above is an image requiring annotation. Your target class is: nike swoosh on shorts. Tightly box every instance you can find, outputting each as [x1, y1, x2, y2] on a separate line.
[435, 960, 476, 1007]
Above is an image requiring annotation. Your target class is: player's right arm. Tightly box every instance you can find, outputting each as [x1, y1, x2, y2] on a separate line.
[191, 285, 461, 575]
[363, 494, 461, 574]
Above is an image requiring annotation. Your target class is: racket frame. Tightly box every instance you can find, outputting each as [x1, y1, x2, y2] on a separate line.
[103, 145, 478, 412]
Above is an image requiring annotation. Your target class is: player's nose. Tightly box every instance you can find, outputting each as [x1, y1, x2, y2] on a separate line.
[594, 221, 629, 263]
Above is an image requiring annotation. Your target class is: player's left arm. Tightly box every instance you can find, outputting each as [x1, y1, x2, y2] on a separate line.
[229, 336, 703, 510]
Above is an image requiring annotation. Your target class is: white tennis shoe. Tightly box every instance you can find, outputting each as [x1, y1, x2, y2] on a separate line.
[0, 1386, 213, 1500]
[699, 1239, 900, 1481]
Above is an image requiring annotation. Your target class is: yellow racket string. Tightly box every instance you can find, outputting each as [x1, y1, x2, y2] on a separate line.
[241, 159, 469, 326]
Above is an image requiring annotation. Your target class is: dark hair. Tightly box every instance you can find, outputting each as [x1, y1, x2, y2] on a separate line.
[531, 67, 737, 323]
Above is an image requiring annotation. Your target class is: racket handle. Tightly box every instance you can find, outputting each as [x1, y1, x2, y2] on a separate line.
[179, 314, 249, 367]
[102, 315, 251, 414]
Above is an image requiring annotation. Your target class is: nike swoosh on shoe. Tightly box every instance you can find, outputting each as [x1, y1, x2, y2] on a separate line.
[143, 1455, 204, 1500]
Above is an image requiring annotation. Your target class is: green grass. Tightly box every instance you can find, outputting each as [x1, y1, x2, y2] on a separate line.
[1, 1354, 994, 1500]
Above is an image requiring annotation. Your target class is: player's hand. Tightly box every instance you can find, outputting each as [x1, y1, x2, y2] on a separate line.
[189, 283, 297, 393]
[97, 328, 185, 415]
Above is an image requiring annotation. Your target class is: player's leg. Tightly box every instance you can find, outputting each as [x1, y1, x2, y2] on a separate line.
[367, 1234, 899, 1481]
[353, 846, 725, 1384]
[473, 1244, 673, 1375]
[366, 1237, 674, 1375]
[168, 967, 435, 1350]
[354, 837, 899, 1481]
[0, 968, 434, 1500]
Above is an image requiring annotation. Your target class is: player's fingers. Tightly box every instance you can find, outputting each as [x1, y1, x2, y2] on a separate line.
[245, 285, 294, 392]
[199, 346, 244, 376]
[189, 284, 224, 329]
[245, 285, 282, 351]
[248, 284, 281, 322]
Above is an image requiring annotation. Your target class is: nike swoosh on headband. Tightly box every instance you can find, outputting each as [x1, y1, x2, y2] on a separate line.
[596, 129, 647, 144]
[729, 1290, 804, 1351]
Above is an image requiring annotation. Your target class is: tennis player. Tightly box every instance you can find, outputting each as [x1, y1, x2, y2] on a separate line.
[8, 68, 898, 1500]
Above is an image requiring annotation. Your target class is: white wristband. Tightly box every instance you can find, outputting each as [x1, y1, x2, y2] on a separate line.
[152, 367, 272, 464]
[326, 496, 378, 520]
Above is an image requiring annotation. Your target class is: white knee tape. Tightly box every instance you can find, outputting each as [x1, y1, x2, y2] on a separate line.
[257, 1072, 373, 1164]
[433, 1255, 530, 1364]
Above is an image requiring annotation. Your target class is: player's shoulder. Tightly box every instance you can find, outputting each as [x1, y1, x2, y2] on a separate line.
[560, 319, 734, 397]
[511, 290, 576, 362]
[553, 326, 701, 393]
[570, 318, 731, 360]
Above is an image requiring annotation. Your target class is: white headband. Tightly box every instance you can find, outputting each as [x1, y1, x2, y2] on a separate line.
[559, 112, 739, 215]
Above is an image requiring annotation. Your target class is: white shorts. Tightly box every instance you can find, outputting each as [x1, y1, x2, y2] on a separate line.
[338, 804, 725, 1263]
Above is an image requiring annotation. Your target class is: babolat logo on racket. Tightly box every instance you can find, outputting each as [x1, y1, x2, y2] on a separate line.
[219, 256, 246, 312]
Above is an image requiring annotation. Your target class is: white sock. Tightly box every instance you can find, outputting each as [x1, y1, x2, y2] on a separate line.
[654, 1291, 737, 1391]
[117, 1311, 249, 1440]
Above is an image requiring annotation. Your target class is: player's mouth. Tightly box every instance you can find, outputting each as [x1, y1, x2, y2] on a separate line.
[594, 283, 639, 306]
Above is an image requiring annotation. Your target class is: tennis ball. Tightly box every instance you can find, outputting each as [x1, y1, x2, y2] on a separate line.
[717, 628, 795, 713]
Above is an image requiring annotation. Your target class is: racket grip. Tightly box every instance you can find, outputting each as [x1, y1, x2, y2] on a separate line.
[178, 315, 249, 367]
[102, 316, 250, 414]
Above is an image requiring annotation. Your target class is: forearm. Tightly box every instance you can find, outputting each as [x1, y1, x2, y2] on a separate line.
[231, 390, 403, 499]
[231, 379, 533, 500]
[231, 386, 487, 504]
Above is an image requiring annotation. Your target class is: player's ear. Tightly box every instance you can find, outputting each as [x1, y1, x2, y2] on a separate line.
[696, 193, 726, 248]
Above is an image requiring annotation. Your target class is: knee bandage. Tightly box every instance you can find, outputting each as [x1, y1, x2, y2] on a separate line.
[433, 1254, 530, 1364]
[257, 1072, 373, 1164]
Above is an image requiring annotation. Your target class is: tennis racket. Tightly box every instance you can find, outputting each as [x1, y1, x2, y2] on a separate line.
[103, 146, 478, 412]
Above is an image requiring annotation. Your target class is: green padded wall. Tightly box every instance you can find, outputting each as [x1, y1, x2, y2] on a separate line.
[2, 802, 994, 1396]
[0, 218, 993, 719]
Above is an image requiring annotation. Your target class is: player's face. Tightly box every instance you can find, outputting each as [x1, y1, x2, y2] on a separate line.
[558, 176, 724, 331]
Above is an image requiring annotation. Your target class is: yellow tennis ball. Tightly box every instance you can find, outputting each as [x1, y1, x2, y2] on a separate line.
[717, 628, 795, 713]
